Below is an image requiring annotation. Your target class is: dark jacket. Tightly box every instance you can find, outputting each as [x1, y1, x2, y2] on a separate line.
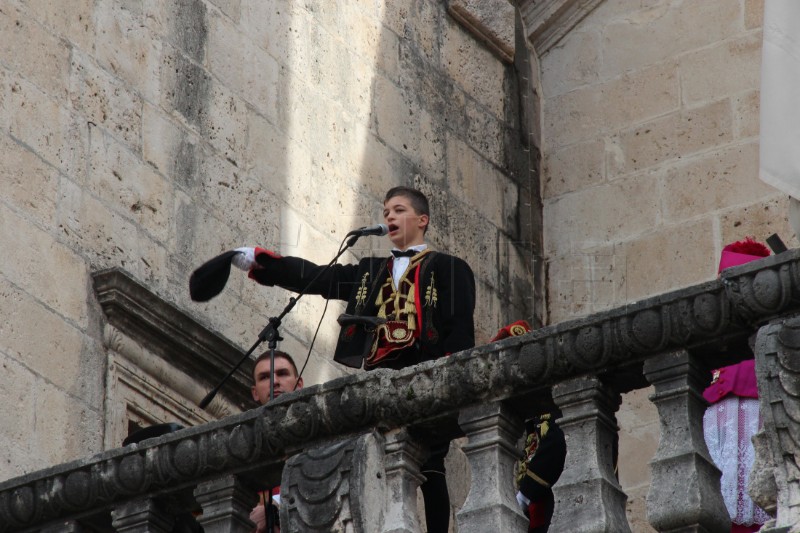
[250, 251, 476, 369]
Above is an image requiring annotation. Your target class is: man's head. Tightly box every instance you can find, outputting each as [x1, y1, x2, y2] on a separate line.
[251, 351, 303, 405]
[383, 186, 430, 249]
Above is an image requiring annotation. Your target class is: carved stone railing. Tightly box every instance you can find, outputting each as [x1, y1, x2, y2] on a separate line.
[3, 250, 800, 532]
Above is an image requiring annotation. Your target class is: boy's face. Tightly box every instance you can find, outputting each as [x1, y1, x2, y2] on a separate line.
[383, 195, 428, 249]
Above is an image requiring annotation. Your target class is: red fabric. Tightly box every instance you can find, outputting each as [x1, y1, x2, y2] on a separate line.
[491, 320, 532, 341]
[718, 238, 770, 273]
[703, 359, 759, 404]
[248, 248, 281, 280]
[527, 501, 548, 529]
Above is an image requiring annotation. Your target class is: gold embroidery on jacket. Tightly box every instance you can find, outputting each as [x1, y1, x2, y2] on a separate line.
[355, 272, 370, 311]
[368, 250, 431, 365]
[424, 272, 437, 308]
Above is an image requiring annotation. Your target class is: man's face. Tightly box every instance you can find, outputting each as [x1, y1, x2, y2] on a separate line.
[383, 195, 428, 249]
[251, 357, 303, 405]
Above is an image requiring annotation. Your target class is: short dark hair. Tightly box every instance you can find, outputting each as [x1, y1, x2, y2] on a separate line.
[384, 186, 430, 232]
[252, 350, 299, 381]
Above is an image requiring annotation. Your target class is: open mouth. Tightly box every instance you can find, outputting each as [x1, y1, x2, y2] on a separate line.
[388, 224, 399, 233]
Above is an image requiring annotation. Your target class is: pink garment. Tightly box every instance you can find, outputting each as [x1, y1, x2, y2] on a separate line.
[702, 359, 759, 404]
[718, 251, 768, 272]
[703, 359, 768, 529]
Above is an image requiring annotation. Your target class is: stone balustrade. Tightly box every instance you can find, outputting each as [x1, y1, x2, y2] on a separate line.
[3, 250, 800, 532]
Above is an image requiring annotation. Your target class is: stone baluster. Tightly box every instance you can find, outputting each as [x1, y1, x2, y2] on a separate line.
[550, 376, 631, 532]
[110, 499, 173, 533]
[455, 402, 528, 533]
[382, 429, 426, 533]
[643, 349, 729, 532]
[194, 474, 258, 533]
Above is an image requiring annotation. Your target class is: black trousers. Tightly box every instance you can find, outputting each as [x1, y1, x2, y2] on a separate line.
[420, 446, 450, 533]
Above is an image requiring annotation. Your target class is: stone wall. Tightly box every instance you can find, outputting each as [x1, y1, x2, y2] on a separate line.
[0, 0, 533, 483]
[534, 0, 778, 529]
[540, 0, 780, 322]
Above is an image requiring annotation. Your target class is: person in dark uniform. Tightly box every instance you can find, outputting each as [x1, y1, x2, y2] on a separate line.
[249, 351, 304, 533]
[515, 413, 567, 533]
[190, 186, 476, 533]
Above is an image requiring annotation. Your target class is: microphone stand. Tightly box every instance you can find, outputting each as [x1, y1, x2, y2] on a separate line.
[198, 231, 364, 410]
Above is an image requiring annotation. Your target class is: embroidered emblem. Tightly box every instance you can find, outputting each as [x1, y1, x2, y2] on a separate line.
[355, 272, 370, 310]
[510, 324, 528, 336]
[392, 327, 408, 339]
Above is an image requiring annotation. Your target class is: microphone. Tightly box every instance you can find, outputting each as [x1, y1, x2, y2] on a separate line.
[346, 224, 389, 237]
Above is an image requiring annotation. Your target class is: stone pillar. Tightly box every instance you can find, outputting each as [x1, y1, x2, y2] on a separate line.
[455, 402, 528, 533]
[194, 474, 258, 533]
[382, 429, 426, 533]
[111, 499, 173, 533]
[643, 350, 729, 532]
[751, 319, 800, 531]
[550, 376, 631, 533]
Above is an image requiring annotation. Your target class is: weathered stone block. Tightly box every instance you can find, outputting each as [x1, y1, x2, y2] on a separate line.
[159, 43, 212, 128]
[546, 243, 625, 322]
[543, 138, 605, 199]
[733, 89, 760, 140]
[623, 218, 717, 302]
[543, 172, 660, 257]
[719, 195, 794, 250]
[209, 0, 240, 21]
[0, 5, 71, 98]
[662, 142, 774, 223]
[24, 0, 94, 52]
[87, 130, 174, 243]
[142, 103, 201, 189]
[464, 98, 506, 168]
[612, 98, 734, 175]
[0, 204, 88, 324]
[58, 179, 169, 285]
[69, 50, 143, 152]
[442, 14, 507, 119]
[7, 75, 87, 178]
[539, 28, 601, 98]
[93, 0, 162, 103]
[0, 281, 85, 395]
[0, 351, 38, 481]
[745, 0, 765, 30]
[544, 61, 679, 149]
[207, 10, 280, 123]
[33, 382, 102, 469]
[447, 134, 517, 231]
[0, 135, 59, 227]
[373, 75, 421, 156]
[680, 33, 762, 105]
[599, 2, 741, 80]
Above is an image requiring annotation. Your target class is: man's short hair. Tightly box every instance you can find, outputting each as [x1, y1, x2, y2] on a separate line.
[384, 186, 430, 232]
[252, 350, 299, 380]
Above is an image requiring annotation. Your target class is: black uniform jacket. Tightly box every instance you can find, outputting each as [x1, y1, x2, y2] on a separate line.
[250, 251, 476, 369]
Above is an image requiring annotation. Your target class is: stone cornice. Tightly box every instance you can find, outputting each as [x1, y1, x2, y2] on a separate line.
[447, 0, 516, 63]
[91, 268, 255, 413]
[4, 251, 800, 530]
[516, 0, 605, 54]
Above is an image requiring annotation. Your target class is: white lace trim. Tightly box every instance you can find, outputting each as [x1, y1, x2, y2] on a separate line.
[703, 396, 770, 526]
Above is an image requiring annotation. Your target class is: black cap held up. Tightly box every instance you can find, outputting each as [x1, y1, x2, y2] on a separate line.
[189, 250, 240, 302]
